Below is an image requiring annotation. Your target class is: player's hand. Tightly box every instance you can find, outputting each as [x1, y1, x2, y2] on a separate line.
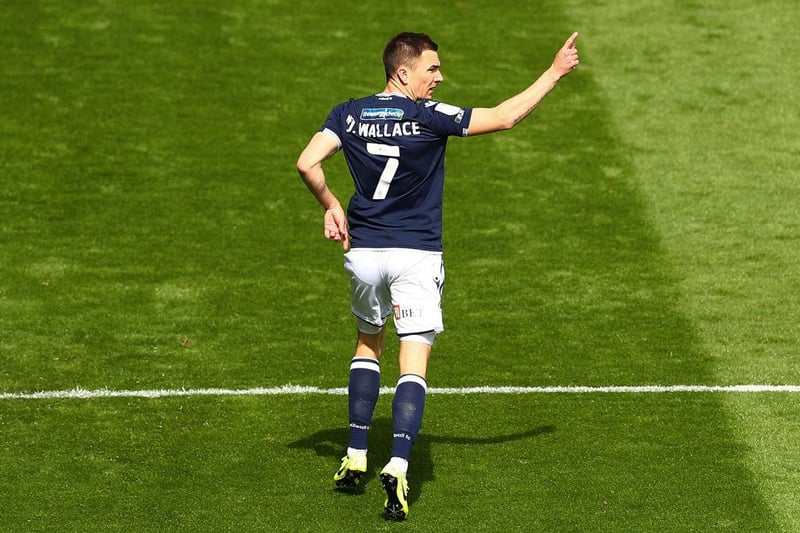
[323, 204, 349, 250]
[551, 32, 580, 78]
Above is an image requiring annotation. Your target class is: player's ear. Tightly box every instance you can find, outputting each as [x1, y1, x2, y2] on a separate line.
[397, 66, 409, 84]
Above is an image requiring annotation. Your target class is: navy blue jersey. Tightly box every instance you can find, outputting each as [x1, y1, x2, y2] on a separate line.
[321, 93, 473, 251]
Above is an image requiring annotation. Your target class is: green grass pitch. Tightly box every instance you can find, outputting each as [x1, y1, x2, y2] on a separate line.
[1, 1, 799, 531]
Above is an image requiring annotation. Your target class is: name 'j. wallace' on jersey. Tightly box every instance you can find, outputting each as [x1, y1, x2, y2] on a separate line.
[320, 93, 473, 252]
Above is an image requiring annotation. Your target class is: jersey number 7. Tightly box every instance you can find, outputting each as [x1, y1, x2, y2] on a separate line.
[366, 142, 400, 200]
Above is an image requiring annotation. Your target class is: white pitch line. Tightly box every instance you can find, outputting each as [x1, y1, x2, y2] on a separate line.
[1, 384, 800, 401]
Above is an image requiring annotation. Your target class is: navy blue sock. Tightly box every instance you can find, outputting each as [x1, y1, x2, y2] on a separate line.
[348, 357, 381, 450]
[391, 374, 428, 460]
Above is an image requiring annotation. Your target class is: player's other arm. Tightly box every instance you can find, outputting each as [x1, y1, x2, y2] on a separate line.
[296, 131, 350, 250]
[467, 32, 580, 136]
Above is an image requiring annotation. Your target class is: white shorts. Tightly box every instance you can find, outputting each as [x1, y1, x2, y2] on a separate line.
[343, 248, 445, 336]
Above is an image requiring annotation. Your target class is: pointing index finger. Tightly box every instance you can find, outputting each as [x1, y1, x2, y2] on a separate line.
[565, 32, 579, 48]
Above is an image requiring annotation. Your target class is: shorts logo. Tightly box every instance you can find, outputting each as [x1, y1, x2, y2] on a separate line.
[393, 305, 423, 320]
[361, 108, 405, 121]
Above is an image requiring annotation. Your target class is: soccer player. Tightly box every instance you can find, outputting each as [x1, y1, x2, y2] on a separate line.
[296, 31, 580, 521]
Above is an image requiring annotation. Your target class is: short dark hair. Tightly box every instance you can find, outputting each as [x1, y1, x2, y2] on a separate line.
[382, 32, 438, 81]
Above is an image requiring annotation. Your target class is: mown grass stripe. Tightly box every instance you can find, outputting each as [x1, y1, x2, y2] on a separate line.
[2, 384, 799, 400]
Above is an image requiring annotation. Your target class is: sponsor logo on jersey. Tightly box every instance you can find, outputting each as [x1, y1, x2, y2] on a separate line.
[361, 107, 405, 121]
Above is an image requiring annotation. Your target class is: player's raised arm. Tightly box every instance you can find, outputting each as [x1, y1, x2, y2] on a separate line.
[467, 32, 580, 136]
[296, 131, 350, 249]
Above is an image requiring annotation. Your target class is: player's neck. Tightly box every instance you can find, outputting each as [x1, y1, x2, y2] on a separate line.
[385, 78, 417, 101]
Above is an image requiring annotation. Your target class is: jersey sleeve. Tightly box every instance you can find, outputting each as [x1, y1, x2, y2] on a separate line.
[423, 100, 473, 138]
[320, 102, 349, 148]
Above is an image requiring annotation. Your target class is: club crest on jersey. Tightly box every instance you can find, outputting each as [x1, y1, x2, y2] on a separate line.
[361, 108, 405, 121]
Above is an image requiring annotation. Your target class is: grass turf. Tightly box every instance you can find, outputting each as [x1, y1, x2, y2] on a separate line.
[0, 394, 783, 531]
